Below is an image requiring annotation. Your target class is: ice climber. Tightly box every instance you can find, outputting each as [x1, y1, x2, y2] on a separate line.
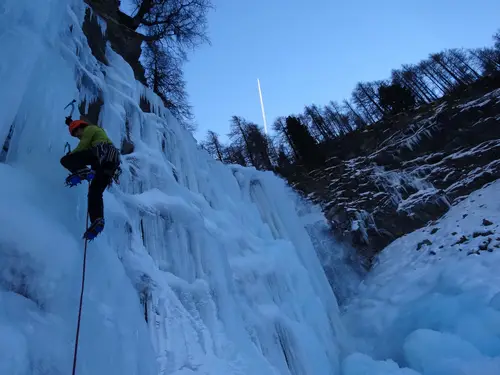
[61, 118, 121, 240]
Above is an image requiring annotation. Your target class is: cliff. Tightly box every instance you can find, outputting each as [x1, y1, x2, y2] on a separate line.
[295, 82, 500, 262]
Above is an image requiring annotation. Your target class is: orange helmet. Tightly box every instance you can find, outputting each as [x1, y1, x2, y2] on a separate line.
[69, 120, 87, 136]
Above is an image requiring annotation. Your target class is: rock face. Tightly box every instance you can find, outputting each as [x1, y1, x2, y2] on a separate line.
[296, 86, 500, 263]
[84, 0, 146, 84]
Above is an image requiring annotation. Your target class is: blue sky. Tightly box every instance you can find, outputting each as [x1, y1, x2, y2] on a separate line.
[182, 0, 499, 141]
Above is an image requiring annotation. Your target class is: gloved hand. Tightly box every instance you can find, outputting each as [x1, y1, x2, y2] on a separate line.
[65, 116, 73, 125]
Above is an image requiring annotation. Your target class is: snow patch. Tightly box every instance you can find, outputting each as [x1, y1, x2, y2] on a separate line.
[343, 180, 500, 374]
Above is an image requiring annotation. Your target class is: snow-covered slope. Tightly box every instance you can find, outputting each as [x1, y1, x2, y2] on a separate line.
[342, 179, 500, 375]
[0, 1, 348, 374]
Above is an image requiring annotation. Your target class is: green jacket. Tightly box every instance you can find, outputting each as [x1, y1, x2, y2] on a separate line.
[72, 125, 113, 153]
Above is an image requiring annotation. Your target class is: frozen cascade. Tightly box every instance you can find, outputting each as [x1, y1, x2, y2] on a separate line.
[293, 194, 365, 305]
[0, 1, 351, 374]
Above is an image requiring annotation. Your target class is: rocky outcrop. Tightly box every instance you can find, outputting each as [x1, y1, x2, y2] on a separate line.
[296, 86, 500, 262]
[83, 0, 146, 84]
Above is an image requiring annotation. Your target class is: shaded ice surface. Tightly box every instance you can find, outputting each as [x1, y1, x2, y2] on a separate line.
[342, 180, 500, 375]
[294, 196, 364, 305]
[0, 1, 348, 374]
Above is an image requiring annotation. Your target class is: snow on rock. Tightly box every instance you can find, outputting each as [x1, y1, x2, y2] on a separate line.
[457, 88, 500, 111]
[295, 86, 500, 260]
[0, 1, 347, 374]
[342, 180, 500, 374]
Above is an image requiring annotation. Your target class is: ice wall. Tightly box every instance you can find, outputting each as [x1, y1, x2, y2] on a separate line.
[293, 194, 365, 305]
[0, 1, 347, 374]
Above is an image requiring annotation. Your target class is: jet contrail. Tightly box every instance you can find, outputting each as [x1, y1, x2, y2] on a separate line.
[257, 78, 268, 134]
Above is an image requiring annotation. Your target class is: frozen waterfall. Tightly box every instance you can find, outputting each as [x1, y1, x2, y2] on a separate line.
[0, 1, 349, 374]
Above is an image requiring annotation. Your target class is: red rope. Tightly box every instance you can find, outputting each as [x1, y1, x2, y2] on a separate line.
[72, 197, 90, 375]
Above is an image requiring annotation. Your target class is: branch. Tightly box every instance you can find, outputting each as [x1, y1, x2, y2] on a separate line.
[132, 0, 154, 29]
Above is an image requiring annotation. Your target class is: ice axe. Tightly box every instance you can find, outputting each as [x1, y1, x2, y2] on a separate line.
[63, 99, 76, 154]
[64, 99, 77, 126]
[64, 141, 72, 155]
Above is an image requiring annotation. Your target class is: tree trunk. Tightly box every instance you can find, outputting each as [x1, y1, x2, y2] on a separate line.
[343, 100, 366, 127]
[359, 84, 386, 116]
[420, 64, 447, 95]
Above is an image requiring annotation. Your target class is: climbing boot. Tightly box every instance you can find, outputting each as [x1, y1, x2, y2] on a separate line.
[83, 218, 105, 241]
[65, 168, 95, 187]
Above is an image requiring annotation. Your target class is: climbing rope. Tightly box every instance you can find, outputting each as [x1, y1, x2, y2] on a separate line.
[71, 198, 90, 375]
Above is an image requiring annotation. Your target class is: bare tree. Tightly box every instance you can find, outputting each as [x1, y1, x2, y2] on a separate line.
[285, 116, 324, 169]
[470, 48, 500, 75]
[355, 82, 386, 117]
[201, 130, 225, 161]
[430, 52, 467, 87]
[226, 116, 273, 170]
[130, 0, 213, 57]
[200, 29, 500, 175]
[228, 116, 254, 165]
[266, 135, 281, 167]
[245, 123, 273, 170]
[393, 65, 437, 103]
[494, 29, 500, 51]
[273, 117, 300, 161]
[342, 99, 367, 128]
[303, 104, 336, 141]
[351, 82, 384, 124]
[446, 49, 482, 82]
[142, 41, 195, 129]
[323, 101, 355, 134]
[275, 144, 293, 177]
[224, 145, 246, 166]
[123, 0, 213, 130]
[416, 61, 447, 96]
[378, 82, 416, 115]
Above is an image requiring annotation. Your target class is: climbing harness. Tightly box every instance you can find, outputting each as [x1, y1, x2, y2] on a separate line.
[95, 143, 122, 185]
[95, 143, 120, 167]
[71, 188, 90, 375]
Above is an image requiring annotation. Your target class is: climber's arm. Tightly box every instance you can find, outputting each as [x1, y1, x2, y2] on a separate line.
[72, 126, 96, 153]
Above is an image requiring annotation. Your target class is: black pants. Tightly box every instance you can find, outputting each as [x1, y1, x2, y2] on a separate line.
[60, 149, 114, 223]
